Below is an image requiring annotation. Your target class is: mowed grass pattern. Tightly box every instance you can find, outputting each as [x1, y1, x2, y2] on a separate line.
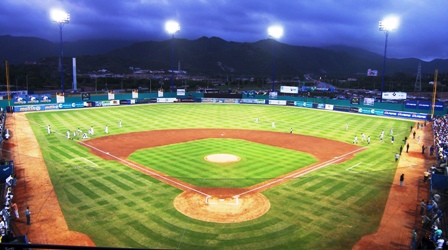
[24, 104, 415, 249]
[129, 138, 317, 187]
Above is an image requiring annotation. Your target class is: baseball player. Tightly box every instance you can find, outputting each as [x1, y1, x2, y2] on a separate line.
[119, 120, 122, 128]
[105, 125, 108, 134]
[47, 125, 51, 134]
[66, 130, 70, 139]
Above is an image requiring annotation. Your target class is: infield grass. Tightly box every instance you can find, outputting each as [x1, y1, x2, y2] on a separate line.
[129, 138, 317, 187]
[24, 104, 415, 249]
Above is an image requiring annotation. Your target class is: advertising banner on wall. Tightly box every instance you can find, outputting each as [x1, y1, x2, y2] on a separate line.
[40, 94, 51, 102]
[363, 98, 375, 106]
[108, 90, 115, 100]
[280, 86, 299, 94]
[357, 108, 384, 116]
[13, 104, 59, 112]
[177, 89, 185, 96]
[294, 101, 313, 108]
[56, 92, 65, 103]
[333, 105, 350, 112]
[132, 89, 138, 99]
[418, 101, 431, 110]
[324, 104, 334, 110]
[383, 110, 428, 119]
[405, 100, 418, 109]
[269, 91, 278, 99]
[268, 100, 287, 105]
[382, 92, 407, 100]
[58, 102, 84, 109]
[81, 93, 91, 101]
[13, 94, 27, 104]
[435, 102, 444, 111]
[350, 97, 360, 105]
[27, 94, 39, 103]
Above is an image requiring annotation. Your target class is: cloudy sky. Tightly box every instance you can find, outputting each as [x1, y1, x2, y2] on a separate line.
[1, 0, 447, 61]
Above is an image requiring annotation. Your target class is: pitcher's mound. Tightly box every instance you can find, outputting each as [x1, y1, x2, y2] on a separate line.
[174, 191, 270, 223]
[204, 154, 240, 163]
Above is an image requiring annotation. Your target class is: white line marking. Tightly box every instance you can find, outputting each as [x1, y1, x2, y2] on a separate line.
[78, 141, 211, 197]
[235, 146, 366, 198]
[73, 157, 99, 167]
[346, 163, 362, 171]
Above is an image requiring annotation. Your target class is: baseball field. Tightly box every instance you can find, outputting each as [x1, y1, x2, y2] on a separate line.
[23, 103, 414, 249]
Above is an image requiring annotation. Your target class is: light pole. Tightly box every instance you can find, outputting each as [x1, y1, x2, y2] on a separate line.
[165, 21, 180, 93]
[268, 25, 283, 92]
[51, 10, 70, 93]
[379, 17, 398, 102]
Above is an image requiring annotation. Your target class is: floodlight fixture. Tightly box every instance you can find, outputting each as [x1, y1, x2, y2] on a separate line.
[379, 16, 399, 102]
[165, 21, 180, 36]
[51, 9, 70, 93]
[268, 26, 284, 39]
[165, 21, 180, 92]
[267, 25, 283, 92]
[379, 17, 399, 32]
[51, 10, 70, 24]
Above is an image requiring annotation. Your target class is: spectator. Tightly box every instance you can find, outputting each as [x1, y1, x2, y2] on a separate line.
[420, 199, 426, 216]
[423, 170, 431, 183]
[26, 206, 31, 225]
[10, 203, 18, 219]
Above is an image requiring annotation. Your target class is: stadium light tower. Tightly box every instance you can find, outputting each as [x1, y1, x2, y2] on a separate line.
[379, 16, 399, 102]
[268, 25, 283, 92]
[51, 9, 70, 93]
[165, 21, 180, 93]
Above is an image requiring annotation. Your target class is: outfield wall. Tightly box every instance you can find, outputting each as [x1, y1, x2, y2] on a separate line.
[0, 92, 438, 121]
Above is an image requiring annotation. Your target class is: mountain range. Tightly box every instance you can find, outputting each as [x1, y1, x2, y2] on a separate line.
[1, 35, 447, 76]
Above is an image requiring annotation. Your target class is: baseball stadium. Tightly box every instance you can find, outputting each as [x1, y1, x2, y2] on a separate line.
[0, 91, 443, 249]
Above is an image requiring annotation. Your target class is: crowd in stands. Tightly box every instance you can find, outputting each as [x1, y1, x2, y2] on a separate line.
[433, 116, 448, 169]
[413, 115, 448, 249]
[0, 172, 17, 243]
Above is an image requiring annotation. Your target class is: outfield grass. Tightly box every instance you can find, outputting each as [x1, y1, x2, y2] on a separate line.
[25, 104, 414, 249]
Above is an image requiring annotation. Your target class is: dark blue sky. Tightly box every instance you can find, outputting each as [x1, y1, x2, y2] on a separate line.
[1, 0, 447, 61]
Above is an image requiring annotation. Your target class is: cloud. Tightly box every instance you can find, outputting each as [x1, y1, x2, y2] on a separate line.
[0, 0, 447, 60]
